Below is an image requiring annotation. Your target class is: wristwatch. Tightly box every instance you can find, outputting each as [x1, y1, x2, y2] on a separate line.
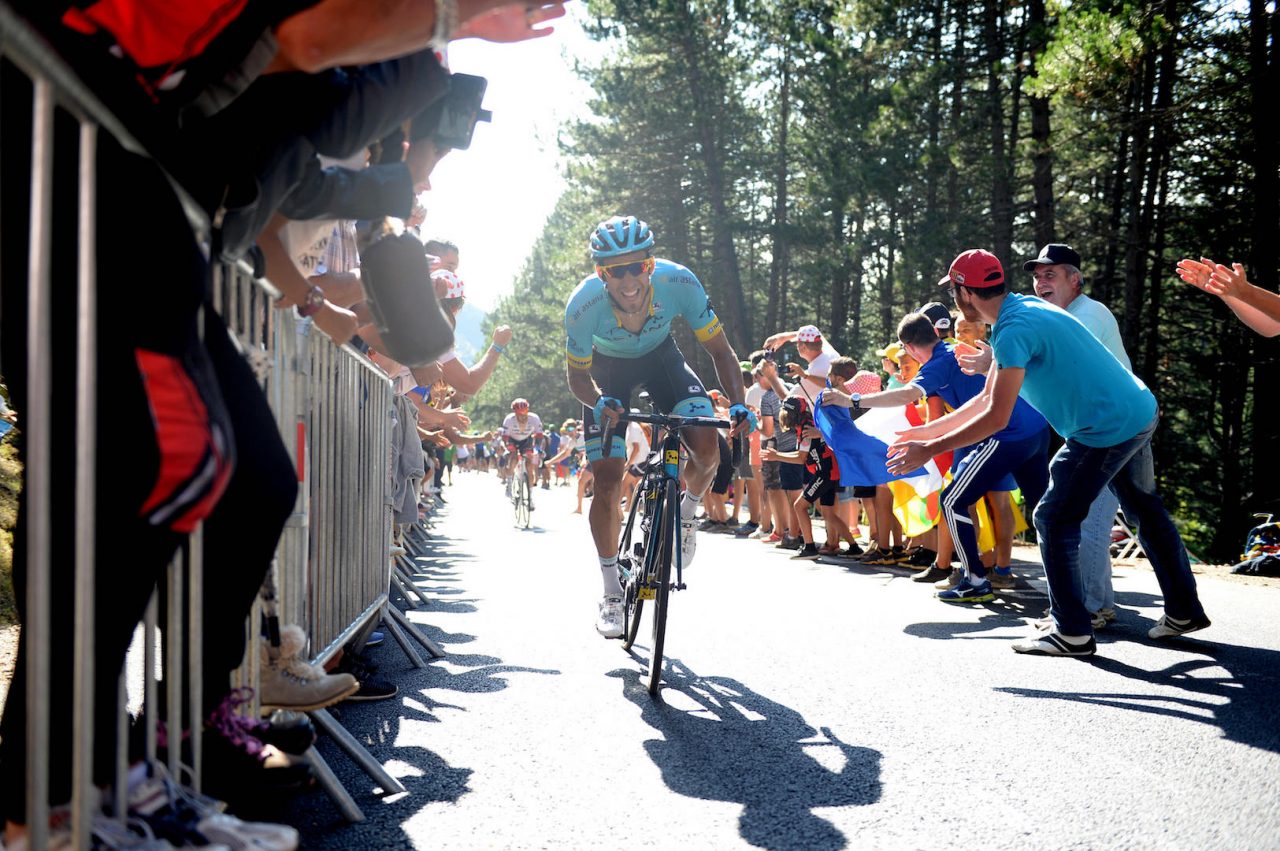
[297, 285, 326, 318]
[850, 392, 862, 409]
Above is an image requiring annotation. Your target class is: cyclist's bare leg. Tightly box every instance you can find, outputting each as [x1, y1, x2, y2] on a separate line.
[680, 425, 719, 496]
[588, 457, 626, 558]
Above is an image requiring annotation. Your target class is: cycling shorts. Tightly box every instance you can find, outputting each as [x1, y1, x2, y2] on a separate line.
[581, 336, 713, 463]
[506, 436, 536, 457]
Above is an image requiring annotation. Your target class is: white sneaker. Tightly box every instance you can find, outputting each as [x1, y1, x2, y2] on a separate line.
[680, 518, 696, 568]
[596, 596, 624, 638]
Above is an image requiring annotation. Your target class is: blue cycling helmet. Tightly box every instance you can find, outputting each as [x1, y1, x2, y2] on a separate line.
[589, 216, 655, 260]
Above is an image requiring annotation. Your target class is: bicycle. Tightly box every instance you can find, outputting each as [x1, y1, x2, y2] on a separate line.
[606, 406, 732, 695]
[510, 455, 532, 529]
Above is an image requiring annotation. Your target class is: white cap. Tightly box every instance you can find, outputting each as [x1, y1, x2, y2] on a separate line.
[431, 269, 465, 300]
[796, 325, 822, 343]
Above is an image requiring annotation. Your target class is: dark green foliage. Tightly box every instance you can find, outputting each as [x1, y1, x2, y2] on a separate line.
[474, 0, 1274, 560]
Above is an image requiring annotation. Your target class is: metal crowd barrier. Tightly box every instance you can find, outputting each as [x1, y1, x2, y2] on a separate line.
[1, 3, 447, 840]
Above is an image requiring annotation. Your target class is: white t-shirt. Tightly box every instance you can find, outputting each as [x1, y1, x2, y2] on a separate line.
[744, 383, 765, 410]
[501, 412, 544, 441]
[791, 348, 838, 403]
[1067, 294, 1132, 371]
[625, 422, 649, 461]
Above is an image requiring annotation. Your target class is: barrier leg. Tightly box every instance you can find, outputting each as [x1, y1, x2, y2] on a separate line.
[394, 563, 431, 607]
[378, 611, 430, 670]
[308, 709, 406, 796]
[300, 748, 365, 823]
[384, 603, 445, 658]
[390, 572, 422, 611]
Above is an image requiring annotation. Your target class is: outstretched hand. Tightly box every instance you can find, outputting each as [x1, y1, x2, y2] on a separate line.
[886, 440, 932, 476]
[957, 339, 992, 376]
[455, 2, 569, 43]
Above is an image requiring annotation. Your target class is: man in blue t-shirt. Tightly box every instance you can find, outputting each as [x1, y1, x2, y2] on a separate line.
[823, 314, 1050, 602]
[887, 249, 1209, 657]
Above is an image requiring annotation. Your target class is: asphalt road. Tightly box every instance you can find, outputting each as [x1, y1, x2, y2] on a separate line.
[283, 473, 1280, 850]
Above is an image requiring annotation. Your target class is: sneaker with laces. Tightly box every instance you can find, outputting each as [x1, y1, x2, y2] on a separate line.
[988, 568, 1016, 589]
[1012, 630, 1096, 656]
[696, 517, 722, 532]
[733, 521, 759, 537]
[790, 543, 821, 560]
[334, 652, 398, 702]
[680, 517, 697, 567]
[129, 764, 298, 851]
[1148, 613, 1211, 640]
[258, 626, 359, 714]
[776, 535, 802, 550]
[596, 596, 624, 638]
[934, 566, 964, 590]
[905, 546, 938, 567]
[891, 546, 912, 564]
[763, 531, 783, 544]
[936, 575, 995, 603]
[749, 525, 773, 539]
[910, 563, 952, 583]
[860, 547, 898, 566]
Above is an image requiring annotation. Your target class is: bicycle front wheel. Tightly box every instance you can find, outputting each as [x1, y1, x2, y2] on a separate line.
[646, 479, 678, 695]
[619, 486, 645, 650]
[515, 474, 531, 528]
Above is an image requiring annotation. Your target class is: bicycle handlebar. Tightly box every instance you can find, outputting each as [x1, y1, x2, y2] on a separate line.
[618, 411, 731, 430]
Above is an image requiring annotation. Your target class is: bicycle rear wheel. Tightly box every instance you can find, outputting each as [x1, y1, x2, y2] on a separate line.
[646, 479, 678, 695]
[618, 485, 645, 649]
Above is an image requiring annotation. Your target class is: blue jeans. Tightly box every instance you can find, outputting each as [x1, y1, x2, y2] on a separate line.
[1080, 486, 1119, 614]
[1033, 415, 1204, 635]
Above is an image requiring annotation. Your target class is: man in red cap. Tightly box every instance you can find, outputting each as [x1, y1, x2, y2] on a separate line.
[887, 249, 1209, 656]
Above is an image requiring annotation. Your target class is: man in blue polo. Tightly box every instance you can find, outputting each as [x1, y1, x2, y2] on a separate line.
[822, 305, 1050, 602]
[887, 249, 1210, 656]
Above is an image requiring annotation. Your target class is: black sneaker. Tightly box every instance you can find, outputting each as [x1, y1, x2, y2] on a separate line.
[778, 536, 803, 551]
[345, 674, 399, 702]
[834, 541, 864, 558]
[791, 543, 821, 560]
[910, 563, 952, 583]
[697, 518, 723, 532]
[905, 546, 938, 567]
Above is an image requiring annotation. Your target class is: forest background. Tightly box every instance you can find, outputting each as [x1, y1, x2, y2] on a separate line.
[467, 0, 1277, 563]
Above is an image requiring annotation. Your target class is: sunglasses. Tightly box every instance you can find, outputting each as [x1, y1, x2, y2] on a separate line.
[597, 258, 655, 280]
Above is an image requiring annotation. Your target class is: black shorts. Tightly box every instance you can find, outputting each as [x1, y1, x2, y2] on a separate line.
[852, 485, 877, 498]
[779, 461, 804, 491]
[581, 336, 713, 461]
[802, 467, 839, 506]
[711, 433, 734, 495]
[506, 436, 535, 456]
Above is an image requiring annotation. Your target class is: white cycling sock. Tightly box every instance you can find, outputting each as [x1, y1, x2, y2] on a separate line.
[600, 556, 623, 597]
[680, 491, 702, 521]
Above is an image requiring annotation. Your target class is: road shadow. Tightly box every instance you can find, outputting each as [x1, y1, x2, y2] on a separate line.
[996, 634, 1280, 755]
[608, 661, 881, 851]
[283, 632, 560, 848]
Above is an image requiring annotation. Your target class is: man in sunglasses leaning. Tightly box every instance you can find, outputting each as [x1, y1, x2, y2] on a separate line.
[564, 216, 751, 638]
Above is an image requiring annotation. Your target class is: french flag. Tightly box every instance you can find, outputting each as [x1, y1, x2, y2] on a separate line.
[812, 394, 943, 498]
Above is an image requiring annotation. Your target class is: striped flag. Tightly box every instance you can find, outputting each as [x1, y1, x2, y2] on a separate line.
[812, 395, 943, 498]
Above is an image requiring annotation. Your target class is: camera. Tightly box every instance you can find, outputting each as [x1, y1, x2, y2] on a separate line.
[762, 349, 776, 362]
[411, 73, 493, 151]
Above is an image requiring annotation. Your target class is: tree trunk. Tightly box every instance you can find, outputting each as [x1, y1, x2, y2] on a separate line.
[766, 43, 792, 337]
[1097, 90, 1134, 307]
[849, 210, 866, 350]
[946, 0, 966, 237]
[1121, 49, 1157, 358]
[1141, 0, 1179, 387]
[829, 207, 850, 350]
[983, 0, 1013, 266]
[1028, 0, 1056, 245]
[672, 1, 748, 353]
[1247, 0, 1280, 523]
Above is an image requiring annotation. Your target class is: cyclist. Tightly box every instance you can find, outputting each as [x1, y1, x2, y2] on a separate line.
[564, 215, 750, 638]
[501, 398, 543, 510]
